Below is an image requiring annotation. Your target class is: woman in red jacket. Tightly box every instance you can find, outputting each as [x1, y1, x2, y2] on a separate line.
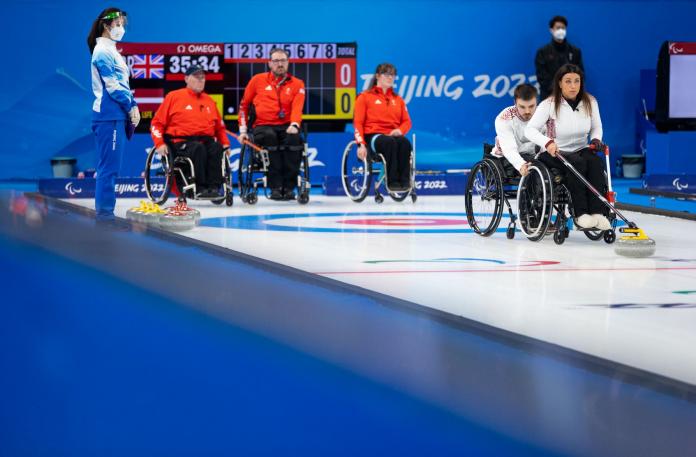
[353, 63, 412, 191]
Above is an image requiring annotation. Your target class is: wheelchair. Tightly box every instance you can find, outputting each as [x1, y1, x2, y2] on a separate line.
[465, 143, 617, 244]
[341, 134, 417, 204]
[144, 135, 234, 206]
[237, 130, 311, 205]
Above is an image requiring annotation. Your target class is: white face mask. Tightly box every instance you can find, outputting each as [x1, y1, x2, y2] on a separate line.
[552, 28, 567, 41]
[109, 25, 125, 42]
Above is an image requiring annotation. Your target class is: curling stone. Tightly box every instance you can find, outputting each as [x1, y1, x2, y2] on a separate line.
[126, 201, 149, 223]
[166, 200, 201, 225]
[614, 227, 656, 258]
[159, 208, 196, 231]
[141, 201, 166, 225]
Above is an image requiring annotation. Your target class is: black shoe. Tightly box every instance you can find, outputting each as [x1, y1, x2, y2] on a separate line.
[283, 190, 296, 201]
[269, 189, 284, 200]
[390, 182, 409, 192]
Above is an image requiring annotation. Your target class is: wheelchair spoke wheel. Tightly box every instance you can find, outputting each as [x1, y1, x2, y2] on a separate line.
[341, 140, 372, 202]
[237, 144, 256, 203]
[517, 162, 553, 242]
[300, 150, 311, 191]
[584, 229, 604, 241]
[465, 159, 504, 236]
[144, 148, 172, 205]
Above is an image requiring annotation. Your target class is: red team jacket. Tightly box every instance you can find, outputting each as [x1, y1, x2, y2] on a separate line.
[150, 88, 230, 149]
[353, 86, 412, 146]
[238, 72, 305, 131]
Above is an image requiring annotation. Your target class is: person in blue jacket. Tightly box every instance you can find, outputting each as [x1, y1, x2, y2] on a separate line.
[87, 7, 139, 222]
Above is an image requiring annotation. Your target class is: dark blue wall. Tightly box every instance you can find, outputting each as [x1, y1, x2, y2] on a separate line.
[3, 0, 696, 178]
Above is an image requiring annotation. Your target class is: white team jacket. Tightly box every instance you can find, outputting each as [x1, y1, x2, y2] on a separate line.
[491, 106, 543, 172]
[524, 97, 602, 155]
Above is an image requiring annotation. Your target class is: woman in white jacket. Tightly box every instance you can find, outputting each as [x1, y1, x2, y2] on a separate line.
[524, 64, 611, 230]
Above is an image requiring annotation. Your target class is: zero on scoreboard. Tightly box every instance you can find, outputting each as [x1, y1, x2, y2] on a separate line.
[119, 42, 357, 133]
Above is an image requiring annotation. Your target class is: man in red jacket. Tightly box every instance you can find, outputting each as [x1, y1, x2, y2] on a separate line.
[238, 48, 306, 200]
[151, 65, 230, 198]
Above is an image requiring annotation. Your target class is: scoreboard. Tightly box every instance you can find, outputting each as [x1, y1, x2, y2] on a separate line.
[118, 42, 357, 132]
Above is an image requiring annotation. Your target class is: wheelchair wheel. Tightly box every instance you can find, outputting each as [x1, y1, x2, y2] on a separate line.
[238, 144, 256, 204]
[517, 162, 554, 242]
[297, 148, 311, 205]
[221, 155, 233, 207]
[584, 229, 604, 241]
[465, 159, 504, 236]
[144, 147, 173, 205]
[604, 229, 616, 244]
[341, 141, 372, 202]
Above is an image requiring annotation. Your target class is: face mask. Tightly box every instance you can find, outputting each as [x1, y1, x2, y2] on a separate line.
[109, 25, 125, 41]
[552, 28, 567, 41]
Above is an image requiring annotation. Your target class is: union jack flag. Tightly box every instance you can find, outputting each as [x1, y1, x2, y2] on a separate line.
[130, 54, 164, 79]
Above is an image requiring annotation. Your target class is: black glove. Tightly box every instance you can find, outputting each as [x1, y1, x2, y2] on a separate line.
[590, 138, 605, 152]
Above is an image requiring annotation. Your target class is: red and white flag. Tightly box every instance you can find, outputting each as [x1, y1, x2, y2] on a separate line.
[133, 88, 164, 112]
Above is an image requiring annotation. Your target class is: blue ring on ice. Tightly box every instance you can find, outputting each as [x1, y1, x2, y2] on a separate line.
[200, 212, 507, 233]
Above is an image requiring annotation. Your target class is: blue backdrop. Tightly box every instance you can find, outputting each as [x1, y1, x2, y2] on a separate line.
[3, 0, 696, 179]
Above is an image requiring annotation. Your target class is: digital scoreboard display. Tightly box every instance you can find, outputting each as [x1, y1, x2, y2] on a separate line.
[118, 42, 357, 132]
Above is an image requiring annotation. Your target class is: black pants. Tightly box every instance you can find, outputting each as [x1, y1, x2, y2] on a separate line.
[365, 133, 411, 186]
[253, 125, 303, 191]
[172, 140, 224, 189]
[538, 148, 606, 216]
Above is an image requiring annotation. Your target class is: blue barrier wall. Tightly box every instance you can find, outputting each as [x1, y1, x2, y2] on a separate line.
[3, 0, 696, 179]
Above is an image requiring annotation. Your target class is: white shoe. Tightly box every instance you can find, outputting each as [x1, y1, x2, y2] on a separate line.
[592, 214, 612, 231]
[576, 214, 595, 229]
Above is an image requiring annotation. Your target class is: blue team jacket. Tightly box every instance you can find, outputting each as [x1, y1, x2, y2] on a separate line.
[91, 37, 136, 122]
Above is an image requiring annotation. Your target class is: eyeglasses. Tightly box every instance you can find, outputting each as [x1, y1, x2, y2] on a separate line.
[271, 59, 288, 64]
[380, 72, 396, 77]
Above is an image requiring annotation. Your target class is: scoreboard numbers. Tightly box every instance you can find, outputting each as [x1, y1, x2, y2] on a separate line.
[121, 42, 357, 132]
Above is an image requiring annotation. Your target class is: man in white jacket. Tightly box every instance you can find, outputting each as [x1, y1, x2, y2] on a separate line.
[491, 84, 543, 177]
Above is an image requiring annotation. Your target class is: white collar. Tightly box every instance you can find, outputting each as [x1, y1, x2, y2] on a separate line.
[96, 36, 116, 48]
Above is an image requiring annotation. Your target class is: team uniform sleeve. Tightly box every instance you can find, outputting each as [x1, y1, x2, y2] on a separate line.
[92, 50, 136, 112]
[495, 114, 526, 172]
[589, 97, 603, 142]
[353, 94, 367, 145]
[525, 99, 553, 149]
[150, 93, 172, 149]
[398, 98, 412, 135]
[290, 80, 305, 127]
[238, 77, 257, 133]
